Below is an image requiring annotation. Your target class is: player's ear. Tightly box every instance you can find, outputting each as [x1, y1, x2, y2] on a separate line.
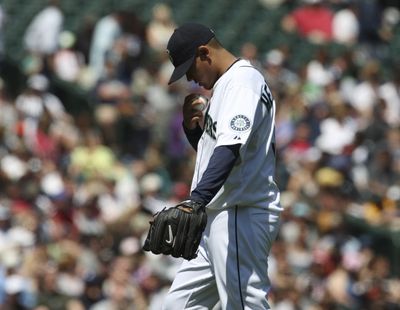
[198, 46, 210, 60]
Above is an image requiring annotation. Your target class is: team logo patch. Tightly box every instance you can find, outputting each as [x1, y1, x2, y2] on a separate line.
[230, 115, 251, 132]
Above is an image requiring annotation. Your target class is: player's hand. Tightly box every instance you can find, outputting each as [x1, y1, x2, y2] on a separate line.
[183, 94, 207, 130]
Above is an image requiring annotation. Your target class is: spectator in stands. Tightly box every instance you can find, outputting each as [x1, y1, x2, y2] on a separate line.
[69, 129, 115, 181]
[15, 74, 70, 153]
[94, 55, 132, 105]
[262, 48, 299, 99]
[315, 103, 356, 155]
[23, 0, 64, 57]
[113, 11, 146, 84]
[349, 60, 381, 124]
[332, 0, 360, 45]
[146, 4, 176, 53]
[356, 0, 383, 44]
[379, 6, 400, 42]
[0, 78, 18, 140]
[51, 31, 85, 83]
[88, 11, 124, 83]
[89, 10, 145, 85]
[282, 0, 334, 44]
[378, 64, 400, 127]
[240, 41, 263, 70]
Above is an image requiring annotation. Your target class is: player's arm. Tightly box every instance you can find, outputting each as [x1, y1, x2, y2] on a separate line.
[190, 143, 240, 204]
[182, 94, 206, 151]
[183, 123, 203, 151]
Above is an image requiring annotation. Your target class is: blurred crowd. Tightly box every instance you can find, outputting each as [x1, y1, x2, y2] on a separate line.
[0, 0, 400, 309]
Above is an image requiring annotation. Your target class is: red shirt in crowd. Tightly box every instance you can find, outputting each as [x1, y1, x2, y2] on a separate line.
[291, 5, 334, 41]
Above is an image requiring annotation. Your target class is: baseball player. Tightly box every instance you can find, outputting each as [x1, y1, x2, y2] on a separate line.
[148, 23, 283, 309]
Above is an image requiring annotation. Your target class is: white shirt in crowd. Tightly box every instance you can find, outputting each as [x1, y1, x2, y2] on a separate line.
[23, 5, 63, 55]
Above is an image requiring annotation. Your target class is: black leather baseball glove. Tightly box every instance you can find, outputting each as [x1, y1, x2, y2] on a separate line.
[142, 200, 207, 260]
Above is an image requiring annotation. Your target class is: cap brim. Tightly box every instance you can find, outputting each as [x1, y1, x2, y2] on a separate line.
[168, 55, 195, 85]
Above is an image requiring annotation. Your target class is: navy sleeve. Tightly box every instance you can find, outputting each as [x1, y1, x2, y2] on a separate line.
[183, 123, 203, 151]
[190, 144, 240, 205]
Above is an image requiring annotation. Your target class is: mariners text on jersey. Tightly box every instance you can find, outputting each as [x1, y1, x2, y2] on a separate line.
[204, 114, 217, 140]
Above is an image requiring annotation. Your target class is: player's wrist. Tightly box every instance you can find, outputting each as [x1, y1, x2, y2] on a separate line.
[183, 121, 194, 130]
[178, 199, 205, 212]
[182, 121, 202, 131]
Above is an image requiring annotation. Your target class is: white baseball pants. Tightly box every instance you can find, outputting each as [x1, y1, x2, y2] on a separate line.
[162, 205, 281, 310]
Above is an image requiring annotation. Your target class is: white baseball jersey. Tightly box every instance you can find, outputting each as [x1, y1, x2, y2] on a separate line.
[191, 59, 281, 211]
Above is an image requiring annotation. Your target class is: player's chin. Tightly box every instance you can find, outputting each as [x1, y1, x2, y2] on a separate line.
[200, 82, 213, 90]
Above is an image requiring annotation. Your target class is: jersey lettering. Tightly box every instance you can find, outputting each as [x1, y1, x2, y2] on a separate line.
[204, 114, 217, 139]
[260, 84, 273, 112]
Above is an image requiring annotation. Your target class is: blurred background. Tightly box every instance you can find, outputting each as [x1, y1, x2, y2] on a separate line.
[0, 0, 400, 309]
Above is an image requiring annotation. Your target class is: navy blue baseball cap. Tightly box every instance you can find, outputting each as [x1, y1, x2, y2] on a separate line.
[167, 23, 215, 85]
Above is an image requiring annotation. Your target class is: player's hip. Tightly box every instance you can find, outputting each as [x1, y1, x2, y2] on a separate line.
[206, 193, 283, 213]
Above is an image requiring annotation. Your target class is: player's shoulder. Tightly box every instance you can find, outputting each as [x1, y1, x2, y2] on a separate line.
[231, 60, 265, 85]
[216, 59, 265, 91]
